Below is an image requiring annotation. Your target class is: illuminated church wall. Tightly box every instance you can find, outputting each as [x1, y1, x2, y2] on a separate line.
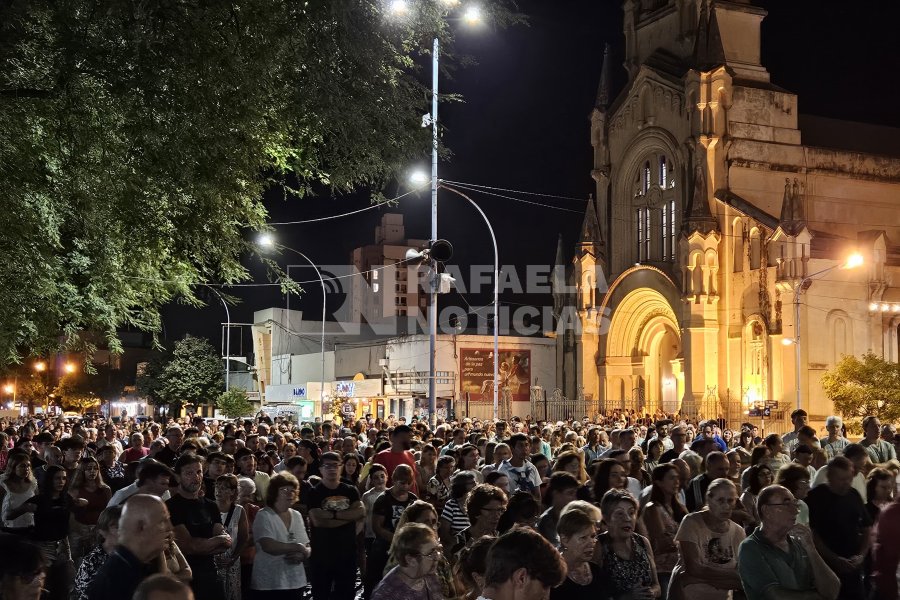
[553, 0, 900, 427]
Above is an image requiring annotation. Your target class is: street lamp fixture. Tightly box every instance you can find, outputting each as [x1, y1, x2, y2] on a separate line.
[34, 361, 46, 372]
[791, 251, 863, 410]
[64, 362, 76, 374]
[3, 384, 13, 395]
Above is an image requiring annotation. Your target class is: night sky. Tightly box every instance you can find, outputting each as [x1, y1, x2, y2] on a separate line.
[161, 1, 900, 355]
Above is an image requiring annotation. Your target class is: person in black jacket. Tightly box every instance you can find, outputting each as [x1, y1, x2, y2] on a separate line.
[86, 494, 173, 600]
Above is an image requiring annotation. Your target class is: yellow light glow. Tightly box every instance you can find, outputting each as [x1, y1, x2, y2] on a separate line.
[781, 338, 794, 346]
[34, 361, 46, 372]
[844, 253, 864, 269]
[3, 384, 14, 394]
[64, 362, 76, 374]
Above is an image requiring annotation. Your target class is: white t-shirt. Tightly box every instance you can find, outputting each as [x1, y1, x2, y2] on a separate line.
[673, 511, 745, 600]
[251, 507, 310, 590]
[497, 459, 541, 495]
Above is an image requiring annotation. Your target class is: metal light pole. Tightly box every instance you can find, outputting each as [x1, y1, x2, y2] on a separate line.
[387, 1, 482, 426]
[440, 184, 500, 420]
[202, 286, 231, 392]
[788, 253, 863, 410]
[261, 239, 327, 414]
[428, 36, 440, 428]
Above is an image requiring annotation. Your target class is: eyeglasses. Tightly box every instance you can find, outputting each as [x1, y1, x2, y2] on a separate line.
[321, 463, 342, 470]
[416, 548, 442, 560]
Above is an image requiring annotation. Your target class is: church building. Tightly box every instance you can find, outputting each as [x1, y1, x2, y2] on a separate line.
[554, 0, 900, 428]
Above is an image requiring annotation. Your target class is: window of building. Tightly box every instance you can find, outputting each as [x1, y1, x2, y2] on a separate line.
[659, 156, 667, 188]
[636, 206, 650, 261]
[660, 200, 676, 261]
[642, 161, 651, 194]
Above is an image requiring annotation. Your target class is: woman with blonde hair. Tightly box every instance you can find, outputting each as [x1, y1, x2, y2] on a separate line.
[68, 456, 112, 565]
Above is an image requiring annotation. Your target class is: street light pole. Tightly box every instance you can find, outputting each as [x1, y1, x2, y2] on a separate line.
[789, 252, 863, 411]
[428, 36, 440, 428]
[260, 237, 327, 415]
[202, 286, 231, 392]
[439, 184, 499, 421]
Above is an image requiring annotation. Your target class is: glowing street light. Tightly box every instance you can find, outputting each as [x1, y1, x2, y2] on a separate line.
[64, 362, 76, 374]
[389, 0, 410, 16]
[3, 384, 13, 395]
[462, 5, 482, 25]
[409, 170, 429, 187]
[34, 361, 46, 372]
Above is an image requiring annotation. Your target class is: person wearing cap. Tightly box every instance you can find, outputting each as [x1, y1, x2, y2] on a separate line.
[781, 409, 809, 458]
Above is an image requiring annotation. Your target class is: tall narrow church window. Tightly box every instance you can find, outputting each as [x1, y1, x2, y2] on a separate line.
[659, 156, 667, 188]
[669, 199, 676, 260]
[661, 201, 675, 261]
[749, 228, 761, 270]
[642, 162, 651, 194]
[636, 207, 650, 261]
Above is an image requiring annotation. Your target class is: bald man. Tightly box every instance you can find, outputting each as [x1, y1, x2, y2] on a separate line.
[87, 494, 173, 600]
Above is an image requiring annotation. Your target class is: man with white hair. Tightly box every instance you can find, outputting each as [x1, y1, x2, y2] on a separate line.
[821, 416, 849, 460]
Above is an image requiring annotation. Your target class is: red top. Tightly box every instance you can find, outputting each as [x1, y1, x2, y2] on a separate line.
[372, 450, 419, 496]
[121, 445, 149, 463]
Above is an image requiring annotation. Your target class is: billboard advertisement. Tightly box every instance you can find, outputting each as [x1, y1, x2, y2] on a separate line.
[460, 348, 531, 402]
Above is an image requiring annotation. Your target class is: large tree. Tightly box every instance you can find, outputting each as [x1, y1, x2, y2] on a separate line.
[821, 352, 900, 424]
[0, 1, 517, 364]
[159, 335, 224, 414]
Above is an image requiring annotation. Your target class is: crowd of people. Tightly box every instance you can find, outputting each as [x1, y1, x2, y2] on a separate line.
[0, 407, 899, 600]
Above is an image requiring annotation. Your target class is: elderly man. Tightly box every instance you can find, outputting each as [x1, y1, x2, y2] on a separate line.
[738, 484, 839, 600]
[87, 494, 175, 600]
[821, 416, 849, 458]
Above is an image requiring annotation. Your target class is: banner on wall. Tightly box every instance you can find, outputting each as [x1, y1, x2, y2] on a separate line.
[460, 348, 531, 402]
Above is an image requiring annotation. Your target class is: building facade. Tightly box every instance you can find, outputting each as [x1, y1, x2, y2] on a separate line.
[349, 213, 428, 323]
[555, 0, 900, 427]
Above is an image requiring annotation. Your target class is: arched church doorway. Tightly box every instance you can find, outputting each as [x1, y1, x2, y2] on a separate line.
[602, 282, 682, 416]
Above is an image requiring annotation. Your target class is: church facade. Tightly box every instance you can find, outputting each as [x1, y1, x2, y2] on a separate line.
[554, 0, 900, 428]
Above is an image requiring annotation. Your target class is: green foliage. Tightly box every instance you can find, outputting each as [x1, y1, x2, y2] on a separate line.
[821, 352, 900, 424]
[16, 376, 48, 410]
[159, 335, 224, 412]
[53, 372, 101, 411]
[216, 389, 254, 419]
[0, 0, 520, 364]
[136, 351, 170, 407]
